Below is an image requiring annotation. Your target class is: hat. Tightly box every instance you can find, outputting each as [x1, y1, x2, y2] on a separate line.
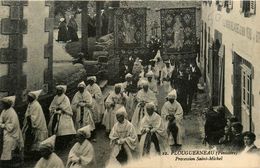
[146, 71, 154, 78]
[39, 135, 56, 150]
[164, 60, 171, 64]
[56, 85, 67, 93]
[87, 76, 97, 83]
[114, 83, 122, 88]
[125, 73, 133, 79]
[115, 106, 127, 118]
[28, 90, 42, 100]
[167, 89, 177, 99]
[78, 125, 92, 138]
[141, 80, 149, 87]
[146, 102, 155, 109]
[78, 81, 86, 88]
[60, 18, 65, 22]
[154, 50, 161, 59]
[1, 96, 16, 107]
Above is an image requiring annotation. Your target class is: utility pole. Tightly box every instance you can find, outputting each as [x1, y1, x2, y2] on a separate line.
[81, 1, 89, 59]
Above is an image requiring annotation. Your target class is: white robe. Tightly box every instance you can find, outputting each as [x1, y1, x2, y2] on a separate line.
[121, 82, 136, 120]
[48, 94, 76, 136]
[109, 120, 138, 163]
[0, 107, 24, 160]
[35, 153, 64, 168]
[139, 112, 170, 156]
[131, 89, 158, 135]
[22, 100, 48, 151]
[161, 101, 185, 145]
[66, 140, 96, 168]
[71, 90, 95, 130]
[86, 84, 105, 123]
[161, 65, 174, 93]
[102, 92, 127, 131]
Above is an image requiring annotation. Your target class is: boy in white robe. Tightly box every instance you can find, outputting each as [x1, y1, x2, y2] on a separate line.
[0, 96, 24, 168]
[139, 102, 170, 156]
[121, 73, 138, 121]
[22, 90, 48, 156]
[35, 135, 64, 168]
[131, 80, 158, 135]
[102, 84, 127, 133]
[146, 71, 158, 94]
[108, 107, 138, 165]
[86, 76, 105, 125]
[161, 90, 184, 146]
[71, 81, 95, 131]
[66, 125, 96, 168]
[48, 85, 76, 149]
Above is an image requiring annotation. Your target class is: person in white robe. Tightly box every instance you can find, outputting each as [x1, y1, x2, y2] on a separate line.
[22, 90, 48, 155]
[86, 76, 105, 125]
[154, 50, 165, 85]
[48, 85, 76, 149]
[108, 107, 138, 166]
[161, 60, 174, 93]
[0, 96, 24, 168]
[34, 135, 64, 168]
[146, 71, 158, 94]
[102, 84, 127, 133]
[132, 58, 143, 76]
[71, 81, 95, 131]
[131, 80, 158, 135]
[66, 125, 96, 168]
[139, 102, 170, 156]
[161, 90, 184, 146]
[121, 73, 137, 121]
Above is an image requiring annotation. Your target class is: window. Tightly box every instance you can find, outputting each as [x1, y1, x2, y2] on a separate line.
[240, 0, 256, 17]
[241, 64, 252, 110]
[224, 0, 233, 12]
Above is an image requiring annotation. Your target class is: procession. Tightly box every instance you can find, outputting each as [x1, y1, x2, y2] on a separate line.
[0, 0, 260, 168]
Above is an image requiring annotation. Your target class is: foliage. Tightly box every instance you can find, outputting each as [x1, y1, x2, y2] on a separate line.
[54, 1, 85, 17]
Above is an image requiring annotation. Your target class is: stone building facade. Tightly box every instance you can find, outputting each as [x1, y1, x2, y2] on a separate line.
[0, 0, 54, 105]
[201, 0, 260, 145]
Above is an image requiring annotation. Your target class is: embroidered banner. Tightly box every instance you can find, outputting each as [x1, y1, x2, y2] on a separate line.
[114, 8, 147, 56]
[160, 8, 196, 60]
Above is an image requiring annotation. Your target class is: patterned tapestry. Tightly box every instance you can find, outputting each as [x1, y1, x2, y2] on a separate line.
[160, 8, 196, 60]
[114, 8, 147, 56]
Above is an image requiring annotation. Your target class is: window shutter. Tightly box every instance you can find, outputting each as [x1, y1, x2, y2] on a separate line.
[228, 0, 233, 9]
[250, 0, 256, 14]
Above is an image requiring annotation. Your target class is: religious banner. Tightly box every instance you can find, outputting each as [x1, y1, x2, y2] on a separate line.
[114, 8, 147, 57]
[160, 8, 197, 60]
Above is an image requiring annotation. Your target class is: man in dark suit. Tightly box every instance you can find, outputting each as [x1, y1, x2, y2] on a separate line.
[241, 131, 258, 154]
[230, 122, 244, 153]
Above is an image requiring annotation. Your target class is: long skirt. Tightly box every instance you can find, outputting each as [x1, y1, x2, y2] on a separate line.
[131, 103, 147, 135]
[102, 104, 122, 132]
[67, 27, 79, 42]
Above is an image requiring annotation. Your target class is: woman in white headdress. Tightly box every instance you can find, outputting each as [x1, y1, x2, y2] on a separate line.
[146, 71, 158, 94]
[0, 96, 24, 168]
[22, 89, 48, 155]
[139, 102, 170, 156]
[35, 135, 64, 168]
[132, 58, 143, 76]
[71, 81, 95, 130]
[66, 125, 96, 168]
[161, 60, 174, 93]
[57, 17, 68, 42]
[86, 76, 105, 125]
[131, 80, 158, 135]
[154, 50, 165, 85]
[102, 83, 127, 133]
[161, 90, 184, 145]
[48, 85, 76, 149]
[108, 107, 138, 166]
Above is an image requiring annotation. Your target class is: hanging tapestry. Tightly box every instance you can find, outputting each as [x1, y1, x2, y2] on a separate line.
[160, 8, 196, 60]
[114, 8, 147, 56]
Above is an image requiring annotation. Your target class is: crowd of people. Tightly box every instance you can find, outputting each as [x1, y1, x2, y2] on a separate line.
[0, 50, 259, 168]
[57, 15, 79, 43]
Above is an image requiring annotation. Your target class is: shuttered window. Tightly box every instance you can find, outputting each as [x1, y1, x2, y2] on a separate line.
[240, 0, 256, 17]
